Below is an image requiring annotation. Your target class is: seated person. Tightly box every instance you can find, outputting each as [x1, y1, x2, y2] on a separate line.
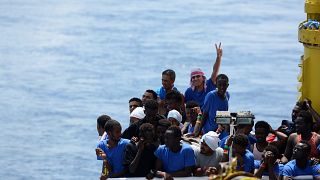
[167, 109, 183, 128]
[281, 141, 320, 180]
[123, 123, 158, 177]
[222, 134, 254, 173]
[253, 121, 287, 161]
[154, 126, 195, 179]
[254, 145, 284, 180]
[192, 131, 223, 176]
[156, 119, 172, 145]
[129, 107, 145, 125]
[96, 120, 130, 179]
[182, 101, 201, 136]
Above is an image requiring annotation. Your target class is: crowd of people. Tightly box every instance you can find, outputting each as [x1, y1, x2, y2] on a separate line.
[95, 43, 320, 180]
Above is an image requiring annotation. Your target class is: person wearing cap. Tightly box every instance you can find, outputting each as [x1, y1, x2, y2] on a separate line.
[192, 131, 223, 176]
[167, 109, 183, 128]
[184, 43, 223, 107]
[129, 107, 146, 125]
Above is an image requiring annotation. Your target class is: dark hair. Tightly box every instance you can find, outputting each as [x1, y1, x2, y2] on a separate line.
[144, 99, 158, 110]
[145, 89, 158, 100]
[216, 74, 229, 83]
[255, 121, 270, 134]
[233, 134, 248, 148]
[167, 125, 182, 138]
[104, 120, 121, 132]
[186, 101, 199, 109]
[139, 123, 154, 138]
[97, 115, 112, 128]
[129, 97, 143, 106]
[162, 69, 176, 81]
[299, 140, 311, 155]
[265, 145, 280, 159]
[297, 110, 313, 126]
[165, 90, 182, 104]
[158, 119, 172, 128]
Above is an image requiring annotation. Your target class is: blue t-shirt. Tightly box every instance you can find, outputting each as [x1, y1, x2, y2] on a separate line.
[254, 160, 284, 176]
[202, 90, 229, 133]
[154, 143, 196, 173]
[97, 138, 130, 176]
[218, 130, 229, 140]
[156, 86, 179, 100]
[282, 160, 320, 178]
[184, 79, 216, 107]
[237, 149, 254, 173]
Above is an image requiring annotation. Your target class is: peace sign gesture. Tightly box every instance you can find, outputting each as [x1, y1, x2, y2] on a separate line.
[215, 42, 223, 59]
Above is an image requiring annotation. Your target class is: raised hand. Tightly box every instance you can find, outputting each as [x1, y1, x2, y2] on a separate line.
[215, 42, 223, 59]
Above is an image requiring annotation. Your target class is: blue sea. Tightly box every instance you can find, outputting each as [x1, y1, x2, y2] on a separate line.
[0, 0, 305, 179]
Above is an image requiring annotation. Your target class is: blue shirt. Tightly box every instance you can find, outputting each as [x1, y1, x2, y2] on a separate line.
[187, 123, 195, 134]
[97, 138, 130, 176]
[220, 134, 256, 151]
[254, 160, 284, 176]
[156, 86, 179, 100]
[202, 90, 229, 133]
[184, 79, 216, 107]
[218, 130, 229, 140]
[282, 160, 320, 178]
[237, 149, 254, 173]
[154, 143, 196, 173]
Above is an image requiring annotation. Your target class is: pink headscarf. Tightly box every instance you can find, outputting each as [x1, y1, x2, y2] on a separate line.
[190, 68, 206, 90]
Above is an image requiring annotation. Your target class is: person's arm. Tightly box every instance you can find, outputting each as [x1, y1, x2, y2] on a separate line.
[128, 141, 144, 174]
[305, 99, 320, 124]
[210, 43, 223, 85]
[254, 161, 266, 179]
[281, 134, 295, 164]
[193, 112, 206, 137]
[221, 135, 234, 162]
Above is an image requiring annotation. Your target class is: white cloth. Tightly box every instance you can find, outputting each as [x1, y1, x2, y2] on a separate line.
[201, 131, 220, 151]
[167, 109, 182, 123]
[129, 107, 145, 119]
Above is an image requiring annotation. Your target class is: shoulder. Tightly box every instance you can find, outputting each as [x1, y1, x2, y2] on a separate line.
[181, 143, 194, 153]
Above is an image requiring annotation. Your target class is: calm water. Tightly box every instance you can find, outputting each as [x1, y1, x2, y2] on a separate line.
[0, 0, 304, 179]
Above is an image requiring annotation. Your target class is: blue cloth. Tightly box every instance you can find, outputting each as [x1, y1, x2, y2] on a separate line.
[218, 130, 229, 140]
[97, 138, 130, 176]
[187, 123, 195, 134]
[202, 91, 229, 133]
[282, 160, 320, 177]
[184, 79, 216, 107]
[254, 160, 284, 176]
[156, 86, 179, 100]
[237, 149, 254, 173]
[154, 143, 196, 173]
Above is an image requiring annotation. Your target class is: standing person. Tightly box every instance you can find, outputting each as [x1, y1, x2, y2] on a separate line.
[192, 131, 223, 176]
[157, 69, 179, 115]
[194, 74, 230, 134]
[96, 120, 130, 179]
[184, 43, 223, 107]
[153, 126, 196, 179]
[281, 110, 320, 164]
[181, 101, 200, 135]
[123, 123, 158, 177]
[97, 114, 111, 142]
[281, 141, 320, 179]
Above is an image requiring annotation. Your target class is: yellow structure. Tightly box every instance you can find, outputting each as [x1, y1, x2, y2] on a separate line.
[298, 0, 320, 114]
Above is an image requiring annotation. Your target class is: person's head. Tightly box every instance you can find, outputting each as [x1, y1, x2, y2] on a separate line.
[97, 115, 112, 136]
[232, 134, 248, 156]
[236, 120, 254, 135]
[105, 120, 122, 142]
[200, 131, 220, 155]
[162, 69, 176, 90]
[190, 68, 206, 88]
[254, 121, 270, 143]
[144, 99, 158, 118]
[167, 109, 182, 126]
[164, 126, 182, 150]
[139, 123, 155, 142]
[165, 90, 182, 111]
[129, 107, 145, 125]
[156, 119, 171, 144]
[292, 101, 303, 122]
[216, 74, 229, 97]
[129, 97, 143, 113]
[292, 140, 311, 160]
[295, 110, 313, 134]
[185, 101, 199, 123]
[142, 89, 157, 105]
[262, 145, 280, 163]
